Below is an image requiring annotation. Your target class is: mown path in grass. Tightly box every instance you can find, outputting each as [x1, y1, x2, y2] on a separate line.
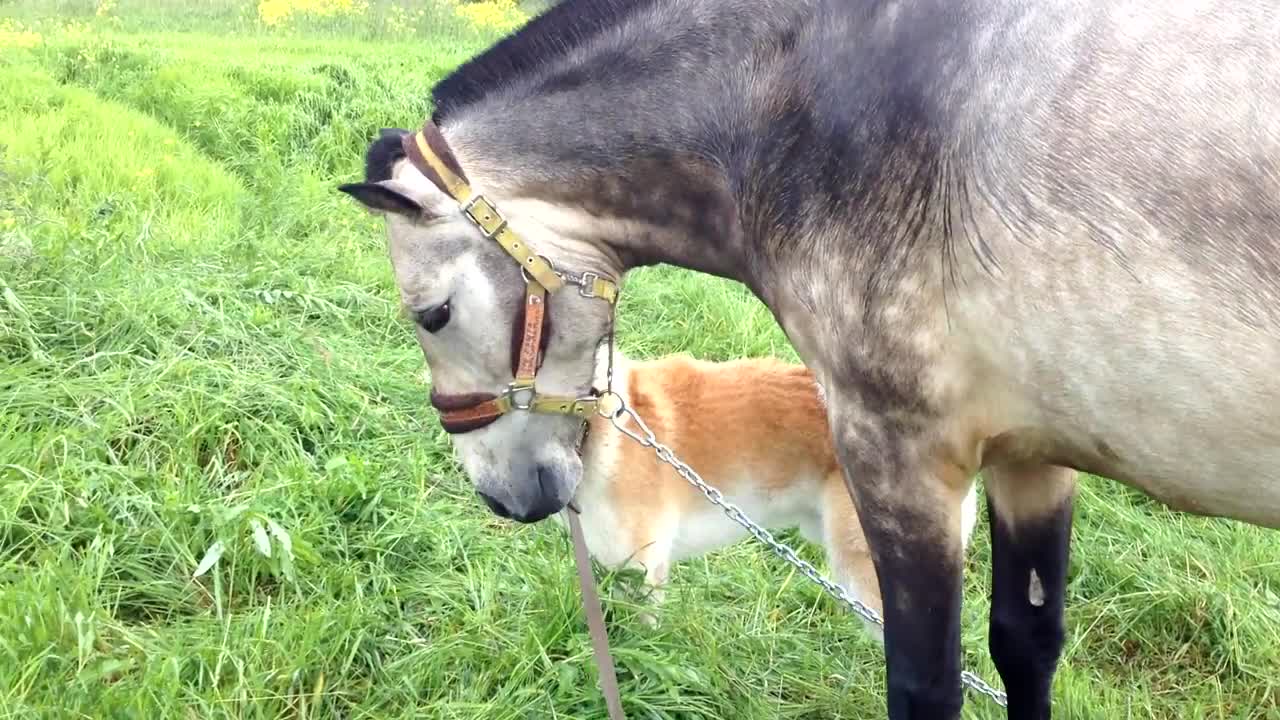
[1, 12, 1278, 720]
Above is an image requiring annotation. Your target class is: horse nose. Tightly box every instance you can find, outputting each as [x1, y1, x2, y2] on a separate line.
[476, 490, 513, 519]
[510, 495, 563, 523]
[511, 465, 567, 523]
[474, 466, 570, 523]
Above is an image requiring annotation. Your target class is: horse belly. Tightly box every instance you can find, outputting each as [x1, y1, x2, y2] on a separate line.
[955, 236, 1280, 528]
[1073, 358, 1280, 529]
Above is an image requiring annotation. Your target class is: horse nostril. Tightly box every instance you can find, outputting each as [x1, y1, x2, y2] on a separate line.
[512, 465, 566, 523]
[476, 490, 512, 519]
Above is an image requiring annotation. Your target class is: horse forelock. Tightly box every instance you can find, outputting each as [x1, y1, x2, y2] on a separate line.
[364, 128, 409, 183]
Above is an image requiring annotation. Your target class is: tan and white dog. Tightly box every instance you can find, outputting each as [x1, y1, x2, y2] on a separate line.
[560, 352, 980, 636]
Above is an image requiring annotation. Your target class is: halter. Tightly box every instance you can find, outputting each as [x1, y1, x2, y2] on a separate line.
[402, 126, 623, 435]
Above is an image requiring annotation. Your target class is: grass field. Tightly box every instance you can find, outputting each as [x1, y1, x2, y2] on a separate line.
[1, 1, 1279, 718]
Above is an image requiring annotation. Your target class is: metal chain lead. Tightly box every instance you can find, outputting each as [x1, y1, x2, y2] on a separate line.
[607, 403, 1009, 708]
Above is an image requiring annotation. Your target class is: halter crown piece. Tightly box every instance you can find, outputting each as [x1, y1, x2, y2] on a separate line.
[403, 124, 622, 434]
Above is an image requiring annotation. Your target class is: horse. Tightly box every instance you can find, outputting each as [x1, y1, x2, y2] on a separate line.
[337, 1, 1280, 718]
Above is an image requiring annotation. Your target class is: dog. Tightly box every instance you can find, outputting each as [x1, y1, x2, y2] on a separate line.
[559, 352, 980, 636]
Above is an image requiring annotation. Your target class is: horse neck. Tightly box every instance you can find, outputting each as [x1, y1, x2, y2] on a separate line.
[432, 0, 978, 315]
[431, 3, 832, 290]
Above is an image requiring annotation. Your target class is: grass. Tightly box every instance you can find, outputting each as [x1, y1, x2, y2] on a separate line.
[1, 2, 1279, 718]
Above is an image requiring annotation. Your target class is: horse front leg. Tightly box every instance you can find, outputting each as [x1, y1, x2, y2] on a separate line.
[832, 415, 974, 720]
[984, 463, 1076, 719]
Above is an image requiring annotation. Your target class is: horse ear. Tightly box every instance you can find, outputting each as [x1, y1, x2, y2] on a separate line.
[401, 121, 471, 200]
[337, 180, 424, 217]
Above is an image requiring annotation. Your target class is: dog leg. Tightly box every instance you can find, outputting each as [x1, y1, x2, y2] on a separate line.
[626, 529, 672, 628]
[821, 476, 884, 642]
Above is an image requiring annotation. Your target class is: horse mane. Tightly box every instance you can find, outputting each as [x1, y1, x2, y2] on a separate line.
[430, 0, 663, 123]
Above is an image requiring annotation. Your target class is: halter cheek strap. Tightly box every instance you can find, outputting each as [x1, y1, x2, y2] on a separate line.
[402, 124, 621, 434]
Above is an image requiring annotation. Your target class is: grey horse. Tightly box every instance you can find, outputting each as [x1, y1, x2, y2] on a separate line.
[338, 1, 1280, 718]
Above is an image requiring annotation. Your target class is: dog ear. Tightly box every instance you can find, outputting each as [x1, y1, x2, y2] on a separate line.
[337, 180, 426, 217]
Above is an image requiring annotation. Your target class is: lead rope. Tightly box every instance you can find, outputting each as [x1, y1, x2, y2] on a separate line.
[561, 320, 627, 719]
[566, 507, 628, 720]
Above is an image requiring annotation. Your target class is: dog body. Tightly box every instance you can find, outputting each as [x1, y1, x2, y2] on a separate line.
[561, 353, 980, 634]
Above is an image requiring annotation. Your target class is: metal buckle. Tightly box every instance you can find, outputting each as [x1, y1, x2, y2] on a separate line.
[593, 390, 625, 419]
[504, 383, 536, 411]
[461, 195, 508, 239]
[577, 271, 599, 299]
[520, 254, 556, 285]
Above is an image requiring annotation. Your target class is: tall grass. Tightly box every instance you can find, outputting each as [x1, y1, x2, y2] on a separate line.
[1, 3, 1278, 718]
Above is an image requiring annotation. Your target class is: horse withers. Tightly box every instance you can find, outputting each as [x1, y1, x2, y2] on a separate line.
[339, 1, 1280, 718]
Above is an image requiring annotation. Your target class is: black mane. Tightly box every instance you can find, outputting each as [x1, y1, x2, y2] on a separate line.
[430, 0, 662, 123]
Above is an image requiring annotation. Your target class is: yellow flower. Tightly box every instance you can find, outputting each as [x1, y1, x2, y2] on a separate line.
[0, 19, 43, 49]
[452, 0, 528, 33]
[2, 217, 15, 229]
[258, 0, 291, 26]
[135, 168, 154, 178]
[257, 0, 366, 27]
[164, 138, 175, 146]
[163, 154, 175, 162]
[60, 19, 92, 41]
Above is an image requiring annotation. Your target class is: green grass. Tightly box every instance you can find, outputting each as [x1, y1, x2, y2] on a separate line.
[2, 3, 1279, 719]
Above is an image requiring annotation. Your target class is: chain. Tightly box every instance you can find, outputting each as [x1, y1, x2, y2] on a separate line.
[606, 403, 1009, 708]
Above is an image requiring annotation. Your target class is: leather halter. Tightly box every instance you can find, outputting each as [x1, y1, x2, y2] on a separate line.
[402, 126, 622, 435]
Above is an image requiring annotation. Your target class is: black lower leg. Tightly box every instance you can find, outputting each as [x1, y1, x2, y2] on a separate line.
[879, 544, 964, 719]
[856, 502, 964, 720]
[826, 394, 968, 719]
[987, 486, 1074, 720]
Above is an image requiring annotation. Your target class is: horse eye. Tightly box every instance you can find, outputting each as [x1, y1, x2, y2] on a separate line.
[415, 303, 451, 333]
